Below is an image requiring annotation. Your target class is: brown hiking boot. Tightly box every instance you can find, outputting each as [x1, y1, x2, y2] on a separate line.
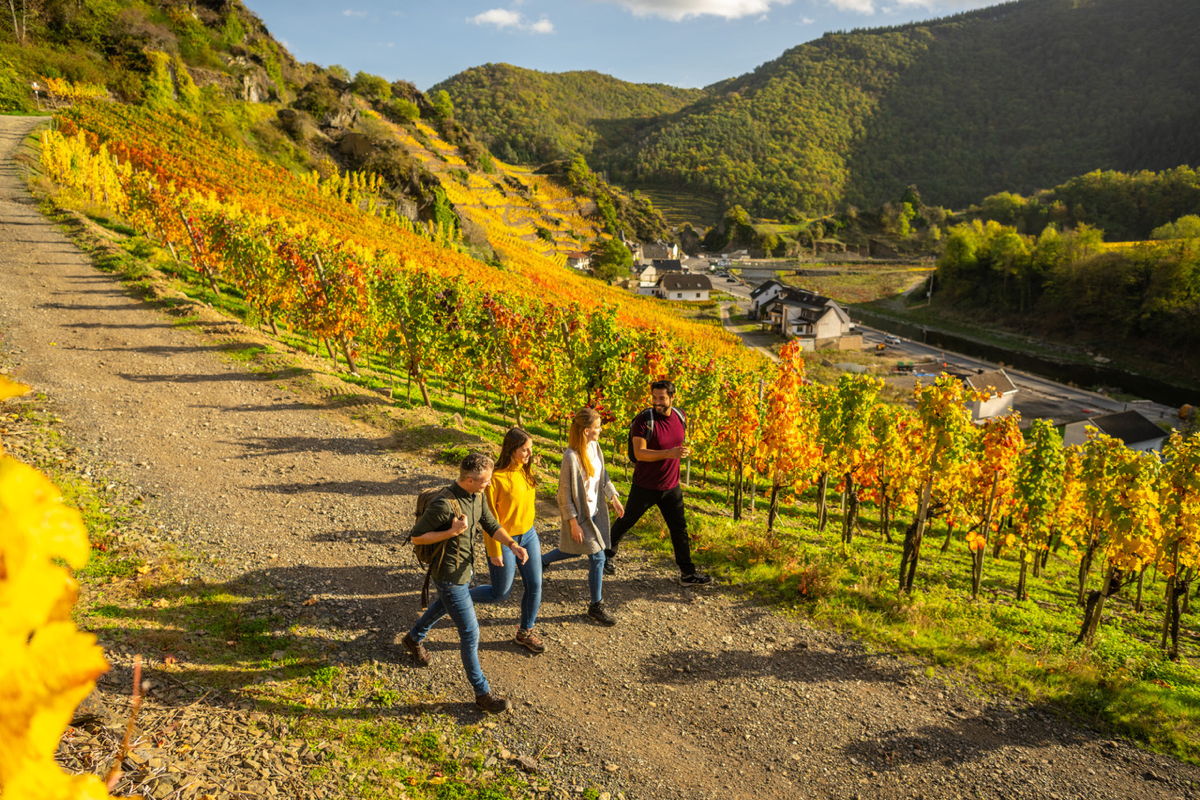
[514, 628, 546, 654]
[401, 632, 430, 666]
[475, 692, 511, 714]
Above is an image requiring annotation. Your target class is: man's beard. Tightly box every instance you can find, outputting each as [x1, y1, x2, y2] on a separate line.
[652, 403, 669, 414]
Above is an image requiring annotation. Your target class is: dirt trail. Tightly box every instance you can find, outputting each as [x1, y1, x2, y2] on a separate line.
[3, 115, 1199, 799]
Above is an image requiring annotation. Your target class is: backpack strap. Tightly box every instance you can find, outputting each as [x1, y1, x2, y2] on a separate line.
[417, 487, 461, 608]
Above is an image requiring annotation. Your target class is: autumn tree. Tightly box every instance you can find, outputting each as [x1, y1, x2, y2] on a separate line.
[824, 374, 882, 546]
[1158, 431, 1200, 659]
[757, 341, 819, 533]
[899, 376, 977, 594]
[1077, 446, 1162, 646]
[1010, 419, 1064, 601]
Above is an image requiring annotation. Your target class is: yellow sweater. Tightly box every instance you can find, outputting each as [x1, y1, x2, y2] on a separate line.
[483, 465, 536, 559]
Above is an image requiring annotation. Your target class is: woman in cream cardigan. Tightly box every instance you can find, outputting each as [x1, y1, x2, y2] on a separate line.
[542, 407, 625, 625]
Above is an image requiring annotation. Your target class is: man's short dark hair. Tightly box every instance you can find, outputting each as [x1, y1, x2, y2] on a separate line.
[650, 379, 676, 396]
[460, 452, 494, 477]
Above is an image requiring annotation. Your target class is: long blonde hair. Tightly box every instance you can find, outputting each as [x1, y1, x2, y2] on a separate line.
[567, 407, 600, 479]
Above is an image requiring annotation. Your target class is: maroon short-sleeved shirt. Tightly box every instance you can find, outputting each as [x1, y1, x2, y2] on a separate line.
[631, 408, 686, 490]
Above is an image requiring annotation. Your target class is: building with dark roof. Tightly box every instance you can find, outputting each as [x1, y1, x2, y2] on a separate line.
[656, 273, 712, 301]
[964, 369, 1019, 421]
[759, 286, 852, 340]
[749, 279, 786, 316]
[1061, 409, 1167, 451]
[637, 242, 677, 262]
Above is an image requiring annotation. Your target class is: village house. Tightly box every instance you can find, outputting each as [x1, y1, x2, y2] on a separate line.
[964, 369, 1019, 421]
[565, 251, 590, 271]
[1061, 409, 1167, 452]
[749, 279, 786, 318]
[656, 273, 712, 302]
[758, 285, 853, 342]
[634, 242, 679, 263]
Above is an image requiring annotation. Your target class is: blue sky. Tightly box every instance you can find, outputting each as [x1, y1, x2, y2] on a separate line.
[241, 0, 1006, 90]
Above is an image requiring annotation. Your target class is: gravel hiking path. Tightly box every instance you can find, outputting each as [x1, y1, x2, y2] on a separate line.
[3, 115, 1199, 800]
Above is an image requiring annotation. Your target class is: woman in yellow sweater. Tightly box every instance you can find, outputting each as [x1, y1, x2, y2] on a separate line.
[481, 427, 546, 654]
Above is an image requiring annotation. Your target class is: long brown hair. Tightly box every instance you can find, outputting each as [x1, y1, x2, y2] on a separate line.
[495, 427, 538, 486]
[568, 407, 601, 479]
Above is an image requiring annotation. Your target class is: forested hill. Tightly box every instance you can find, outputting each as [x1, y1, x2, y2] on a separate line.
[429, 63, 705, 165]
[0, 0, 671, 246]
[439, 0, 1200, 219]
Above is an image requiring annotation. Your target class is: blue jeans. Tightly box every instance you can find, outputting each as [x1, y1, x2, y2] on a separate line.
[408, 581, 489, 696]
[542, 548, 606, 605]
[476, 528, 543, 630]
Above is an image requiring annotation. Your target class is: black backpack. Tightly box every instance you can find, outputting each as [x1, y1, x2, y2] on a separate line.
[406, 485, 463, 607]
[626, 407, 686, 463]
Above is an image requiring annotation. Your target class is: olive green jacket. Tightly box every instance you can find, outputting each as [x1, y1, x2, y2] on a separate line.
[412, 482, 501, 584]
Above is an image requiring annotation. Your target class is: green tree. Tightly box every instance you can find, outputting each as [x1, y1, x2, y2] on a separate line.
[173, 54, 201, 112]
[431, 89, 455, 120]
[980, 192, 1028, 227]
[143, 50, 175, 111]
[589, 238, 632, 282]
[1151, 214, 1200, 240]
[387, 97, 420, 122]
[351, 71, 392, 102]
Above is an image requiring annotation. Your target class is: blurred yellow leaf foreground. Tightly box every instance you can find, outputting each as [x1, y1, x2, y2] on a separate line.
[0, 375, 113, 800]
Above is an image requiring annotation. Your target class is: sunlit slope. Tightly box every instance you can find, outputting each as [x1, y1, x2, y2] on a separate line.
[62, 100, 742, 353]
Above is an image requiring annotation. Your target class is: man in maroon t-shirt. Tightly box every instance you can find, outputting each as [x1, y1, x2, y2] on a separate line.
[605, 380, 712, 586]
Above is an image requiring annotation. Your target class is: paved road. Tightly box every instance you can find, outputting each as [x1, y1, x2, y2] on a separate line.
[717, 269, 1177, 426]
[855, 324, 1177, 426]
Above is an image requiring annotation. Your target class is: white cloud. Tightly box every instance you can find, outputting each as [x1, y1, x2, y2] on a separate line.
[828, 0, 998, 14]
[342, 9, 367, 17]
[826, 0, 875, 12]
[801, 15, 815, 23]
[470, 8, 522, 27]
[469, 7, 555, 33]
[600, 0, 793, 21]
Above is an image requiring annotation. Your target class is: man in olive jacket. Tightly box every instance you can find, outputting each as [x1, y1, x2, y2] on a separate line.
[401, 453, 528, 713]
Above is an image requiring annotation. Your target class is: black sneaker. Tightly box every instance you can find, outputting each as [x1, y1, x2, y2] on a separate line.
[475, 692, 511, 714]
[401, 632, 431, 666]
[603, 554, 616, 576]
[678, 571, 712, 587]
[587, 601, 616, 626]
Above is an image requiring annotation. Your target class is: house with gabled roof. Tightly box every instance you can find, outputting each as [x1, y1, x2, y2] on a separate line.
[749, 279, 786, 318]
[656, 273, 712, 302]
[636, 242, 678, 263]
[760, 287, 853, 341]
[1061, 409, 1167, 452]
[565, 251, 591, 271]
[964, 369, 1019, 421]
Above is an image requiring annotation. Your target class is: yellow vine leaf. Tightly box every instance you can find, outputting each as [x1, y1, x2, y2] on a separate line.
[0, 435, 113, 798]
[0, 375, 30, 402]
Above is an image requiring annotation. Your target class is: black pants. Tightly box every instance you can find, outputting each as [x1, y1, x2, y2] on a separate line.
[607, 484, 695, 575]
